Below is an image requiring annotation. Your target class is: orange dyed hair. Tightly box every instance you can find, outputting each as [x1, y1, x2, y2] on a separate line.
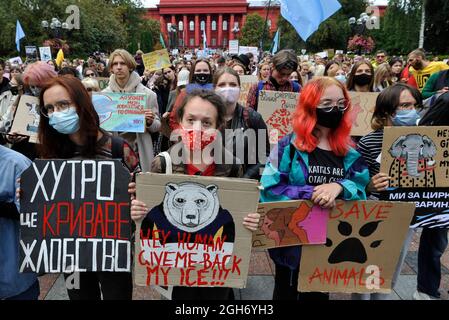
[292, 77, 354, 156]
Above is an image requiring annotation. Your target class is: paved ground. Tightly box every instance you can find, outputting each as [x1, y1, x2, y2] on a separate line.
[38, 230, 449, 300]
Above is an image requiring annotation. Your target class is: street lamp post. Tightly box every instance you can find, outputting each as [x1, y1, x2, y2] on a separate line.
[348, 12, 378, 54]
[169, 25, 178, 49]
[42, 18, 69, 39]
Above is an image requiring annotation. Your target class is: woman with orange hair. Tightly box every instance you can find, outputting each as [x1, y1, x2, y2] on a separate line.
[260, 77, 370, 300]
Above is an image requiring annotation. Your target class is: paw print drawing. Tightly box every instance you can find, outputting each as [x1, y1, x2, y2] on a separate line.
[325, 220, 383, 264]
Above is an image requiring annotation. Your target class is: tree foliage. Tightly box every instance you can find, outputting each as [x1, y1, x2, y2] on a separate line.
[238, 13, 271, 49]
[0, 0, 161, 58]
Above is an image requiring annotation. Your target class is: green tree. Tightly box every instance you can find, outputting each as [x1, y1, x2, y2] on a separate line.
[424, 0, 449, 54]
[276, 0, 368, 54]
[238, 13, 271, 49]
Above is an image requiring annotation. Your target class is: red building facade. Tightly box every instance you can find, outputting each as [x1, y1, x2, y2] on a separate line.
[145, 0, 280, 49]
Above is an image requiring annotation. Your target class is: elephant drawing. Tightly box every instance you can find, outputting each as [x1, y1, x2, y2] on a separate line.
[388, 134, 437, 187]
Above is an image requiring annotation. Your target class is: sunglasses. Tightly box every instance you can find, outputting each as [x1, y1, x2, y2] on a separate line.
[86, 73, 95, 77]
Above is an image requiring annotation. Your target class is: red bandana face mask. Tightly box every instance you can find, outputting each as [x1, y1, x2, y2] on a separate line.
[180, 127, 217, 151]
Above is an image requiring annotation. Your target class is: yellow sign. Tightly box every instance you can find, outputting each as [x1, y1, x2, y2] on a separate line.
[142, 49, 172, 72]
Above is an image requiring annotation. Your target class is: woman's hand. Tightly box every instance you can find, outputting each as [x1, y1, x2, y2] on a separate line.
[368, 173, 390, 192]
[311, 182, 343, 208]
[128, 182, 136, 200]
[145, 110, 155, 126]
[242, 213, 261, 232]
[6, 132, 27, 144]
[131, 199, 149, 222]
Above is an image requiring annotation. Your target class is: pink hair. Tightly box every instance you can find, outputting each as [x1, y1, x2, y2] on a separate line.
[23, 61, 57, 86]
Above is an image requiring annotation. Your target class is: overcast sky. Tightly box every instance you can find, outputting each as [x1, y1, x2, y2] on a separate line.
[141, 0, 389, 8]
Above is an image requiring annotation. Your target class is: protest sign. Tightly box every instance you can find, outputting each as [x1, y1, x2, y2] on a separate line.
[9, 56, 23, 65]
[39, 47, 52, 62]
[257, 90, 300, 144]
[92, 92, 146, 133]
[19, 160, 132, 273]
[134, 173, 259, 288]
[348, 92, 379, 136]
[229, 40, 239, 55]
[94, 77, 110, 91]
[299, 201, 415, 293]
[9, 95, 40, 143]
[252, 201, 328, 249]
[239, 46, 259, 60]
[238, 75, 258, 106]
[142, 49, 172, 72]
[379, 126, 449, 228]
[25, 46, 38, 60]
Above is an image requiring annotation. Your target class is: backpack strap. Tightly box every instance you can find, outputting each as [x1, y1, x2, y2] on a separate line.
[111, 136, 124, 160]
[158, 151, 172, 174]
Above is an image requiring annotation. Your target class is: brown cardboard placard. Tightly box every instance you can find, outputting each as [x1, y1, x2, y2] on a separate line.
[94, 77, 110, 91]
[379, 126, 444, 188]
[10, 95, 40, 143]
[238, 75, 258, 106]
[134, 173, 260, 288]
[252, 201, 329, 249]
[257, 90, 299, 144]
[348, 92, 379, 137]
[298, 200, 415, 293]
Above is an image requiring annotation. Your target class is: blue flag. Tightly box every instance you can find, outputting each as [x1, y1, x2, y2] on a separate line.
[271, 28, 280, 54]
[202, 28, 207, 50]
[280, 0, 341, 41]
[16, 20, 25, 52]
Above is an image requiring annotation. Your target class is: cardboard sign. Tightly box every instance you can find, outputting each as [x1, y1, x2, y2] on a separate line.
[238, 75, 258, 106]
[299, 201, 415, 293]
[92, 92, 146, 133]
[239, 46, 259, 59]
[257, 90, 300, 144]
[379, 126, 449, 228]
[348, 92, 379, 136]
[252, 201, 328, 249]
[39, 47, 52, 62]
[10, 95, 40, 143]
[134, 173, 259, 288]
[9, 56, 23, 65]
[142, 49, 172, 72]
[19, 160, 132, 273]
[229, 40, 239, 55]
[94, 77, 110, 91]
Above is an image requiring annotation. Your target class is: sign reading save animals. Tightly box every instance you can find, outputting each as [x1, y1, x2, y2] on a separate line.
[348, 92, 379, 136]
[10, 95, 40, 143]
[252, 201, 328, 249]
[19, 160, 132, 273]
[298, 201, 415, 293]
[142, 49, 172, 72]
[379, 126, 449, 228]
[134, 173, 259, 288]
[257, 90, 299, 144]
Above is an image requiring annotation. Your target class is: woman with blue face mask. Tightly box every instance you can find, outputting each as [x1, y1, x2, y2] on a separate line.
[355, 83, 422, 300]
[36, 75, 141, 300]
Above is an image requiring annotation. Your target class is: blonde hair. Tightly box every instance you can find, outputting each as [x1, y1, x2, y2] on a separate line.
[81, 78, 100, 92]
[373, 63, 393, 90]
[108, 49, 137, 72]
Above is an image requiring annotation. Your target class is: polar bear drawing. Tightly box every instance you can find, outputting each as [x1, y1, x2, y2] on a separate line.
[163, 182, 220, 233]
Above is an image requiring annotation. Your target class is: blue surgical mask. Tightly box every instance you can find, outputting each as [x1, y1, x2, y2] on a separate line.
[392, 109, 420, 126]
[49, 107, 80, 134]
[335, 74, 347, 84]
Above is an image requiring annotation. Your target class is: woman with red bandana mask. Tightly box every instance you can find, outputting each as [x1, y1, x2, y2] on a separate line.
[128, 90, 260, 300]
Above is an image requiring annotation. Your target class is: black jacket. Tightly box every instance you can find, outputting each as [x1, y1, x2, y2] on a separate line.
[223, 103, 270, 180]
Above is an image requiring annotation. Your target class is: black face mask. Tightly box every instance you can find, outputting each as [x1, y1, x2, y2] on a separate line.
[192, 73, 212, 85]
[353, 74, 372, 86]
[316, 108, 344, 129]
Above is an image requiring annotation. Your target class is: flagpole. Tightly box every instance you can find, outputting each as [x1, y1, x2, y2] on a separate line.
[260, 0, 272, 54]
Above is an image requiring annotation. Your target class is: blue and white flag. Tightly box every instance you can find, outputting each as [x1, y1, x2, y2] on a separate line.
[271, 28, 280, 54]
[202, 28, 207, 49]
[280, 0, 341, 41]
[16, 20, 25, 52]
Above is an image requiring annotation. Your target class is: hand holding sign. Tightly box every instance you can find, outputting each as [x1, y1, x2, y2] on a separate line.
[145, 110, 155, 126]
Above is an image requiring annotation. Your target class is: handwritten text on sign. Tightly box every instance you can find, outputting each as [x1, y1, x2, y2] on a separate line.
[19, 160, 132, 273]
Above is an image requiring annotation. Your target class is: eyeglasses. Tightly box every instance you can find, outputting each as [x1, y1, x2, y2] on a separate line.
[40, 100, 73, 118]
[85, 73, 95, 77]
[317, 99, 349, 112]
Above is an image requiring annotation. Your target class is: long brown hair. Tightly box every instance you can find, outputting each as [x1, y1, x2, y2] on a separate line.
[38, 75, 101, 158]
[346, 60, 375, 92]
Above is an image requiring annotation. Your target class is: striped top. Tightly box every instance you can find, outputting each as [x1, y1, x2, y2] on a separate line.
[357, 129, 384, 179]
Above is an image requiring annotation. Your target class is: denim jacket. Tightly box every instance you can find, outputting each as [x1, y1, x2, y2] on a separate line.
[259, 134, 370, 270]
[0, 145, 36, 299]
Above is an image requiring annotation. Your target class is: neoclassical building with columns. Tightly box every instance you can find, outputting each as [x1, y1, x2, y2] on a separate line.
[145, 0, 280, 49]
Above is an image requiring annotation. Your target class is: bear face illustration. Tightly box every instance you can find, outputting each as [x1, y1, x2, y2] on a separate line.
[163, 182, 220, 233]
